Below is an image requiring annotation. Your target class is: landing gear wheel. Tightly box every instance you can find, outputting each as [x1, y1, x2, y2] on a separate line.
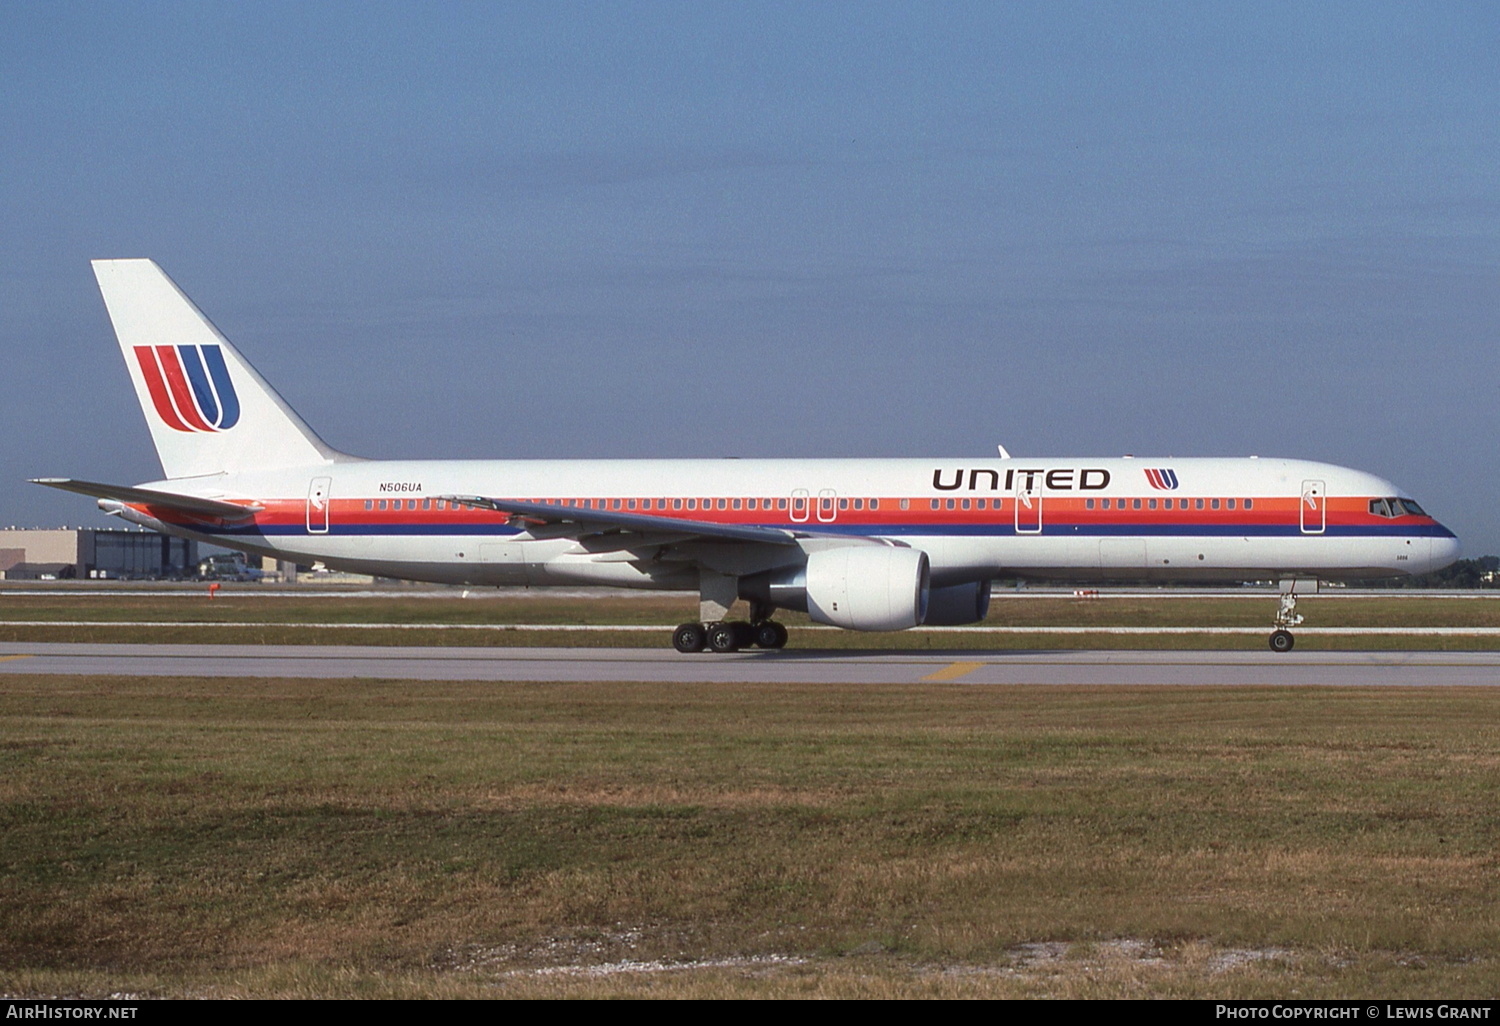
[1269, 629, 1295, 654]
[673, 622, 707, 653]
[732, 621, 757, 649]
[707, 622, 741, 653]
[752, 620, 789, 649]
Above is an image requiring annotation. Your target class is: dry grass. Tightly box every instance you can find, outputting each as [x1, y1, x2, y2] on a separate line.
[1, 677, 1499, 997]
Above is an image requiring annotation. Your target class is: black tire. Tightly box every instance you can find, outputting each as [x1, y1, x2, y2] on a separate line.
[1269, 629, 1295, 654]
[707, 622, 740, 653]
[673, 622, 707, 653]
[732, 621, 757, 649]
[753, 620, 789, 649]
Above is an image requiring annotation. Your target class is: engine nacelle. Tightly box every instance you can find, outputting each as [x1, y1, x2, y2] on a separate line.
[741, 547, 930, 631]
[924, 580, 992, 626]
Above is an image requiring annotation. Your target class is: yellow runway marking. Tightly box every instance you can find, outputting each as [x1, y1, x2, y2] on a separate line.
[922, 660, 986, 682]
[0, 654, 34, 662]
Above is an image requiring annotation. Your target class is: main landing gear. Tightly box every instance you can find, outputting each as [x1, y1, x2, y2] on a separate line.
[673, 619, 788, 653]
[1268, 579, 1313, 653]
[675, 569, 789, 652]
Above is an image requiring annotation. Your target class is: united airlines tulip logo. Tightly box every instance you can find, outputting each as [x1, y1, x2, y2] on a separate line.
[1144, 468, 1179, 490]
[133, 344, 241, 432]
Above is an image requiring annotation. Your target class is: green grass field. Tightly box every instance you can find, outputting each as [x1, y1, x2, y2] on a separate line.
[2, 676, 1499, 997]
[1, 589, 1498, 650]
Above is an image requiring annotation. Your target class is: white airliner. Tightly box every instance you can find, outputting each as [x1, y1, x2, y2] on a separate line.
[36, 259, 1460, 653]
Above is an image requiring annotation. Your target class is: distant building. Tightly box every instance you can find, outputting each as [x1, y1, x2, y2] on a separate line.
[0, 528, 198, 580]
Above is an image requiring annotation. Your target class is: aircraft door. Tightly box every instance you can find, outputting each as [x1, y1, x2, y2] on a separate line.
[1300, 480, 1326, 535]
[1014, 475, 1042, 534]
[307, 477, 332, 534]
[790, 488, 810, 524]
[817, 489, 837, 523]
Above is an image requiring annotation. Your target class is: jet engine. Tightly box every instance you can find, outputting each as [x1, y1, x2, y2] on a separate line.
[740, 547, 930, 631]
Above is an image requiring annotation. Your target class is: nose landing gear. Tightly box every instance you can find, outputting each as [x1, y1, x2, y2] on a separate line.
[1269, 578, 1315, 653]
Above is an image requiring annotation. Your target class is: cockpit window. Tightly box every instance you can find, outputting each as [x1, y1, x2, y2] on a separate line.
[1370, 497, 1428, 518]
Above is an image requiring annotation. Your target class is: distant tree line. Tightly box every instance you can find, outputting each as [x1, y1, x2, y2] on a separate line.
[1352, 555, 1500, 589]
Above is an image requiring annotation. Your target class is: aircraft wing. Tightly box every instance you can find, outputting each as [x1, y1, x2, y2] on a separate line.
[440, 495, 801, 546]
[30, 478, 262, 520]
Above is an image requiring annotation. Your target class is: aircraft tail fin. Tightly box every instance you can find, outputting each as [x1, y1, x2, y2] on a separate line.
[91, 259, 349, 479]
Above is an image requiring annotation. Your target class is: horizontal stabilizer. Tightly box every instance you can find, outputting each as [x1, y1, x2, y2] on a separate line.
[30, 478, 261, 520]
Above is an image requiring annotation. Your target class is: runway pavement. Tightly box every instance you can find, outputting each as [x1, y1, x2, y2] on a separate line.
[2, 642, 1499, 685]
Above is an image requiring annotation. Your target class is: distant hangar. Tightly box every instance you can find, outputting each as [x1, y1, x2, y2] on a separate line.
[0, 528, 198, 581]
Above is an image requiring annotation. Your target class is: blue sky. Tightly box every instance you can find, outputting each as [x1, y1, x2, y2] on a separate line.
[3, 2, 1497, 551]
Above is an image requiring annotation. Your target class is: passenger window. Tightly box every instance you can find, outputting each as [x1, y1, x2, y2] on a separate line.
[422, 499, 431, 510]
[378, 500, 387, 510]
[899, 498, 908, 511]
[1227, 499, 1236, 510]
[1244, 499, 1253, 510]
[1085, 499, 1094, 510]
[946, 499, 955, 510]
[870, 499, 879, 510]
[733, 499, 742, 510]
[1133, 499, 1142, 510]
[364, 500, 373, 510]
[1195, 499, 1205, 510]
[977, 499, 986, 510]
[1211, 499, 1220, 510]
[1148, 499, 1157, 510]
[931, 499, 940, 510]
[961, 499, 970, 510]
[747, 498, 757, 510]
[673, 499, 682, 510]
[718, 498, 728, 510]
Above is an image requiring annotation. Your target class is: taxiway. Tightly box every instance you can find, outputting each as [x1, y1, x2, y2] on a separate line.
[1, 643, 1498, 685]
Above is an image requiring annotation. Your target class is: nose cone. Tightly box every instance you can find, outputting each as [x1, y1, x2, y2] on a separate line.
[1428, 527, 1461, 574]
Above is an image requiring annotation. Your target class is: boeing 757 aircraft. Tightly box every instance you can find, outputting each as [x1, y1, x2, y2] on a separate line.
[36, 260, 1460, 653]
